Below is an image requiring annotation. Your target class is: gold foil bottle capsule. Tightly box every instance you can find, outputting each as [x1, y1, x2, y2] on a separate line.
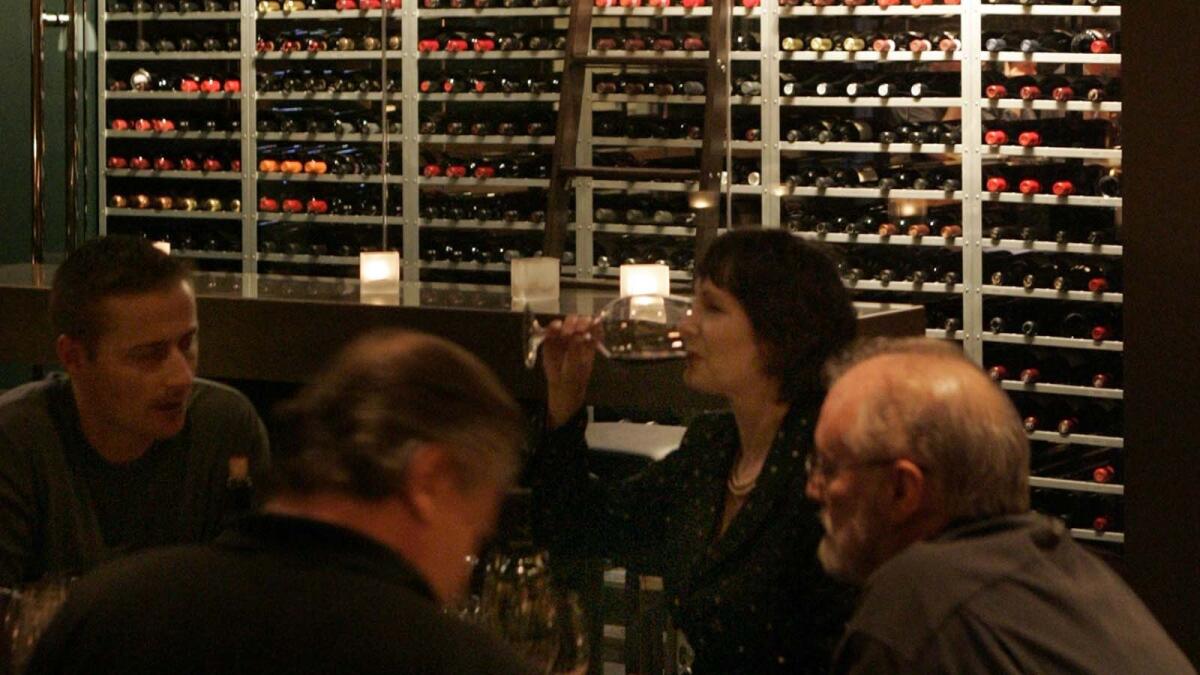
[388, 35, 401, 50]
[132, 194, 152, 209]
[203, 198, 223, 212]
[360, 36, 380, 51]
[156, 195, 175, 210]
[177, 196, 198, 211]
[109, 194, 128, 208]
[281, 0, 305, 9]
[228, 198, 241, 212]
[336, 37, 355, 51]
[256, 0, 281, 12]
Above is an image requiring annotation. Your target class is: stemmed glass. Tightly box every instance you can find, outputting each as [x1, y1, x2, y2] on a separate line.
[523, 294, 692, 369]
[457, 549, 589, 675]
[1, 578, 73, 674]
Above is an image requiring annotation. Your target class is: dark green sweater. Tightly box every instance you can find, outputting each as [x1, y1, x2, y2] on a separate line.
[0, 374, 269, 586]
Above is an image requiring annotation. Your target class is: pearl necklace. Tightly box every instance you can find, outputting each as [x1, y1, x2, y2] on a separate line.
[727, 468, 758, 497]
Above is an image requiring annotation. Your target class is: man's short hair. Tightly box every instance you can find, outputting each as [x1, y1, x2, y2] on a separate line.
[270, 330, 525, 499]
[695, 229, 857, 402]
[826, 337, 1030, 521]
[50, 236, 193, 352]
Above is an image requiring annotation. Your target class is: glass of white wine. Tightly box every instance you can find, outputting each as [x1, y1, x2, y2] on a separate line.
[523, 294, 692, 369]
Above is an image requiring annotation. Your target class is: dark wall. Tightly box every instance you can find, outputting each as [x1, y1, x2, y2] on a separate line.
[1124, 0, 1200, 664]
[2, 0, 76, 267]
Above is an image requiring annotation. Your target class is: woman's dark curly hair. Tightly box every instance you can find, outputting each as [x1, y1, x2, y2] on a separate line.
[694, 229, 856, 402]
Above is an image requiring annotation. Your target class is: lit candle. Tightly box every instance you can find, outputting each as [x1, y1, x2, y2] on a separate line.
[151, 241, 171, 255]
[511, 256, 560, 304]
[619, 263, 670, 298]
[359, 251, 401, 298]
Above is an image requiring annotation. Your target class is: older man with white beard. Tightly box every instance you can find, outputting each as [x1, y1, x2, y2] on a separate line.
[805, 338, 1194, 675]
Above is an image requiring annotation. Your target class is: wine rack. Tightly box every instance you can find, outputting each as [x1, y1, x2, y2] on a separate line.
[97, 0, 1127, 545]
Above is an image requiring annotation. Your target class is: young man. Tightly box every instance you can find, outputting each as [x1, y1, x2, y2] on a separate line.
[807, 338, 1194, 674]
[29, 330, 533, 675]
[0, 236, 269, 585]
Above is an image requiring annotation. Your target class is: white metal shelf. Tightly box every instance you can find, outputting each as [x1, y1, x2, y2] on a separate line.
[783, 96, 962, 108]
[784, 186, 964, 201]
[594, 223, 696, 237]
[984, 193, 1123, 208]
[106, 169, 243, 180]
[1069, 529, 1124, 545]
[421, 134, 555, 145]
[418, 177, 551, 188]
[926, 328, 964, 341]
[419, 92, 559, 102]
[985, 239, 1123, 257]
[1028, 476, 1124, 496]
[782, 141, 962, 155]
[843, 279, 962, 295]
[1027, 431, 1124, 449]
[255, 172, 385, 183]
[592, 136, 704, 148]
[592, 180, 699, 193]
[594, 5, 712, 16]
[980, 5, 1120, 17]
[983, 333, 1124, 353]
[422, 260, 512, 272]
[258, 253, 360, 265]
[257, 213, 387, 224]
[257, 132, 384, 142]
[985, 98, 1122, 113]
[256, 8, 393, 19]
[593, 94, 762, 106]
[1000, 381, 1124, 401]
[420, 50, 564, 60]
[419, 7, 567, 17]
[421, 218, 549, 232]
[173, 249, 243, 261]
[105, 91, 241, 100]
[106, 130, 240, 140]
[106, 207, 242, 220]
[257, 92, 385, 101]
[782, 4, 962, 16]
[984, 146, 1122, 161]
[982, 51, 1121, 65]
[781, 50, 962, 62]
[106, 10, 240, 20]
[795, 231, 962, 248]
[982, 285, 1123, 305]
[105, 51, 242, 60]
[257, 50, 403, 61]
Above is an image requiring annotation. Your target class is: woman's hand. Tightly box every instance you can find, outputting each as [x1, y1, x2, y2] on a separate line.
[542, 314, 597, 429]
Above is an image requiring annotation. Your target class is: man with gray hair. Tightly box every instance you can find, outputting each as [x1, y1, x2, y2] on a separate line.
[28, 330, 535, 675]
[807, 338, 1194, 674]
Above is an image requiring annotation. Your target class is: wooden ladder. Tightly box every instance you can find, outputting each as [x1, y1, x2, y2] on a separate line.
[542, 0, 732, 265]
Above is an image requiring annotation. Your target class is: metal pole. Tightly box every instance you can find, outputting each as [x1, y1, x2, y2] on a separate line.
[31, 0, 46, 264]
[65, 0, 79, 252]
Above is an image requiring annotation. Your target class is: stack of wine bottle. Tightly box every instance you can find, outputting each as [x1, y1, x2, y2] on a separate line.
[779, 71, 960, 98]
[257, 188, 383, 216]
[985, 298, 1120, 342]
[257, 69, 393, 93]
[257, 146, 382, 176]
[107, 35, 239, 53]
[107, 153, 240, 173]
[985, 345, 1122, 389]
[107, 0, 237, 11]
[416, 31, 564, 52]
[983, 72, 1120, 102]
[419, 111, 553, 136]
[594, 235, 693, 271]
[786, 204, 962, 237]
[111, 117, 240, 133]
[776, 161, 962, 190]
[109, 69, 241, 93]
[779, 31, 961, 53]
[256, 30, 399, 53]
[984, 163, 1121, 197]
[420, 192, 554, 223]
[419, 73, 560, 94]
[984, 251, 1121, 292]
[836, 246, 962, 285]
[983, 28, 1120, 54]
[109, 193, 241, 212]
[419, 152, 549, 179]
[257, 106, 399, 135]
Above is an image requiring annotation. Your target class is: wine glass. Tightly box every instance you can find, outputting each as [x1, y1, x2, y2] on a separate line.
[523, 294, 692, 369]
[1, 578, 73, 674]
[473, 549, 590, 675]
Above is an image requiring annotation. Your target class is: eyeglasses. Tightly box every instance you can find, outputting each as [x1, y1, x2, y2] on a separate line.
[805, 452, 899, 483]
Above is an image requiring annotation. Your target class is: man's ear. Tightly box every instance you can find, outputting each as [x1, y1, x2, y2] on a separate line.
[56, 334, 88, 374]
[398, 444, 458, 525]
[886, 459, 928, 523]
